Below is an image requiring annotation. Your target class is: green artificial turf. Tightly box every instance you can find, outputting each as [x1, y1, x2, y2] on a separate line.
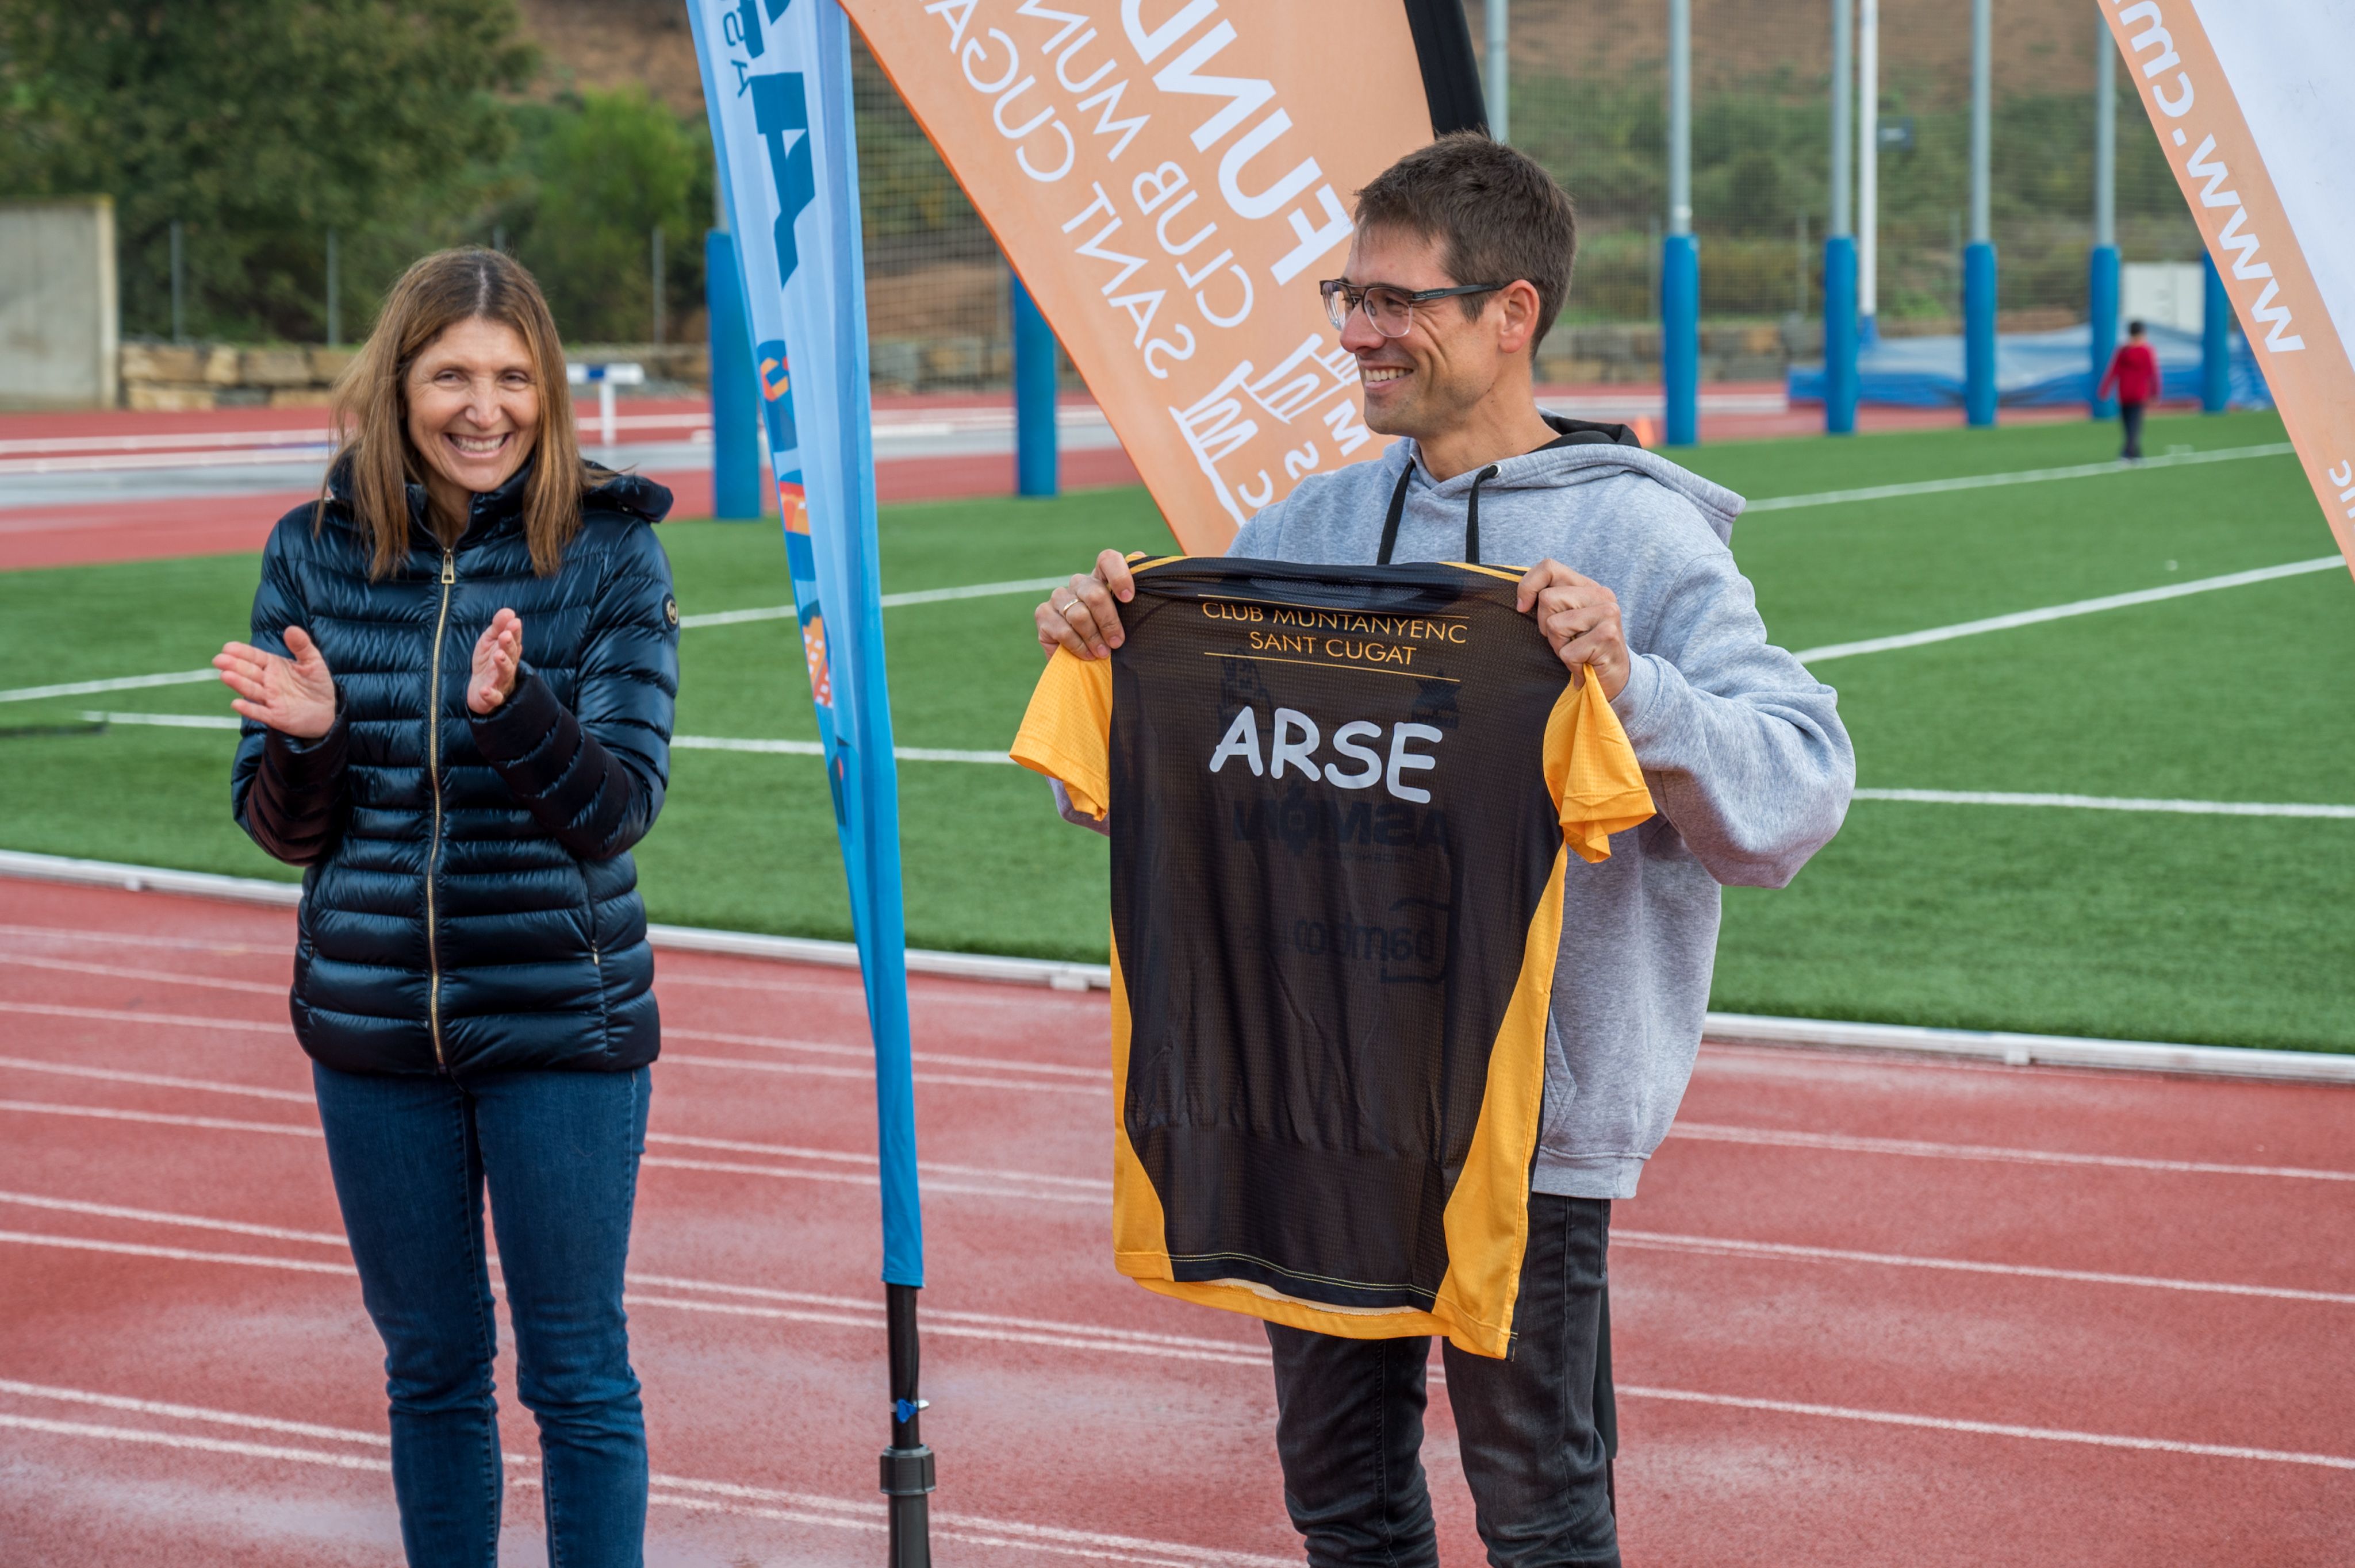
[4, 409, 2352, 1048]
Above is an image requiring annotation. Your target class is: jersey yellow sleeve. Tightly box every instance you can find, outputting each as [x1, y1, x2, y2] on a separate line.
[1541, 670, 1656, 863]
[1011, 649, 1115, 819]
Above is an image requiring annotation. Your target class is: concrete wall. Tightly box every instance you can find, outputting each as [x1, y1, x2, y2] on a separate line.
[0, 198, 118, 409]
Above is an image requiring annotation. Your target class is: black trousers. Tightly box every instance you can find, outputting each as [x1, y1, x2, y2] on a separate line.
[2120, 399, 2146, 459]
[1264, 1194, 1618, 1568]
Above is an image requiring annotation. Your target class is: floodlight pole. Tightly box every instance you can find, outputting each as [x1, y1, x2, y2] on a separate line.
[1486, 0, 1510, 143]
[1963, 0, 1996, 426]
[1012, 272, 1060, 497]
[2091, 20, 2118, 420]
[1824, 0, 1858, 434]
[1856, 0, 1878, 345]
[2201, 252, 2230, 412]
[1662, 0, 1698, 447]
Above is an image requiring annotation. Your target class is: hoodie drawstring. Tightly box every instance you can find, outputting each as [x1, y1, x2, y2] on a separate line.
[1464, 464, 1498, 564]
[1375, 460, 1498, 567]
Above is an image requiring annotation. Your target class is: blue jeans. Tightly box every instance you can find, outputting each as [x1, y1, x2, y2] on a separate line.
[1265, 1194, 1618, 1567]
[313, 1061, 651, 1568]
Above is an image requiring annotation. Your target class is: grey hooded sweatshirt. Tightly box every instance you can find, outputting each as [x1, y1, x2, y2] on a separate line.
[1056, 421, 1854, 1198]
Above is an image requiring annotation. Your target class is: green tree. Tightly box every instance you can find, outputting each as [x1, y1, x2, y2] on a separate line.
[501, 87, 711, 344]
[0, 0, 536, 340]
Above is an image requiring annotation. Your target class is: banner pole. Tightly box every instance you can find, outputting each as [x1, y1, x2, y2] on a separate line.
[802, 7, 933, 1555]
[684, 2, 930, 1555]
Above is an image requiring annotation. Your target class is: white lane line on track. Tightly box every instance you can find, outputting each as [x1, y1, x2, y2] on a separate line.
[9, 1184, 2338, 1312]
[0, 994, 1104, 1093]
[12, 1039, 2349, 1185]
[0, 1000, 285, 1033]
[0, 1229, 1269, 1365]
[11, 1368, 2350, 1504]
[669, 1023, 1104, 1079]
[0, 1413, 390, 1471]
[0, 1083, 1103, 1199]
[0, 924, 277, 956]
[0, 1378, 383, 1443]
[0, 1055, 311, 1102]
[0, 951, 286, 992]
[1670, 1121, 2355, 1181]
[0, 1229, 351, 1274]
[0, 1190, 346, 1247]
[1617, 1385, 2355, 1471]
[0, 1385, 1287, 1567]
[1614, 1231, 2355, 1307]
[1793, 556, 2345, 663]
[1742, 441, 2296, 513]
[0, 1099, 319, 1137]
[1853, 786, 2355, 820]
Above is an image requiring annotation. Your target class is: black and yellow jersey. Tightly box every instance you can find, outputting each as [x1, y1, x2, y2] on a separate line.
[1012, 556, 1654, 1356]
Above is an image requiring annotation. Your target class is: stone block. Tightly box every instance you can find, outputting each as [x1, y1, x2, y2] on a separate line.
[121, 343, 203, 383]
[241, 347, 314, 386]
[921, 336, 987, 386]
[126, 382, 217, 411]
[269, 386, 337, 408]
[869, 339, 920, 390]
[307, 346, 359, 384]
[200, 345, 241, 385]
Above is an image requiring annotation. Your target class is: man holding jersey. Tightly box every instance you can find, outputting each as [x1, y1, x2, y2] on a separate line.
[1033, 133, 1853, 1567]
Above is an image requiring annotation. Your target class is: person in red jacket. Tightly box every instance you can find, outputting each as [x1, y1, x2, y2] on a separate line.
[2099, 318, 2162, 461]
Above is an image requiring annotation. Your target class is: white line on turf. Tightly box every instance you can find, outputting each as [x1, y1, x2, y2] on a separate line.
[1793, 556, 2345, 662]
[680, 574, 1069, 628]
[75, 708, 2355, 816]
[1743, 441, 2296, 513]
[1617, 1385, 2355, 1471]
[1670, 1121, 2355, 1181]
[0, 669, 221, 705]
[1854, 787, 2355, 820]
[66, 710, 1019, 766]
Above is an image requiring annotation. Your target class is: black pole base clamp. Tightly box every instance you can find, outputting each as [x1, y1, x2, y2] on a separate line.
[881, 1444, 937, 1497]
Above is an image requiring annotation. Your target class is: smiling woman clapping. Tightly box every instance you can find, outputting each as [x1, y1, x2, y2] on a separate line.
[214, 248, 678, 1567]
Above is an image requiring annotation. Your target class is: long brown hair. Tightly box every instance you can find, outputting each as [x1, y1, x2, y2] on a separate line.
[321, 248, 586, 578]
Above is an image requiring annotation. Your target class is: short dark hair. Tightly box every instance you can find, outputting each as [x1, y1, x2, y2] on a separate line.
[1353, 132, 1577, 351]
[2127, 318, 2146, 335]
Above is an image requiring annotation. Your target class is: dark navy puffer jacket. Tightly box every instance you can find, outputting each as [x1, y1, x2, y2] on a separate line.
[232, 461, 678, 1078]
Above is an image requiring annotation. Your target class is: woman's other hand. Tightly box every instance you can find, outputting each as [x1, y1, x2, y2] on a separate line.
[1034, 549, 1136, 660]
[468, 608, 523, 714]
[216, 627, 337, 740]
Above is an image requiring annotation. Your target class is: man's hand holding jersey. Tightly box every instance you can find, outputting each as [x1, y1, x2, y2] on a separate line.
[1517, 559, 1629, 700]
[1035, 549, 1135, 662]
[1038, 550, 1629, 700]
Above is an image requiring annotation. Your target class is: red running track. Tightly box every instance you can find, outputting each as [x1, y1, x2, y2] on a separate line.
[1, 875, 2350, 1565]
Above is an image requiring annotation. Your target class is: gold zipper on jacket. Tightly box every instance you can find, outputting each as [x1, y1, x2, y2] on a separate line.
[425, 547, 455, 1067]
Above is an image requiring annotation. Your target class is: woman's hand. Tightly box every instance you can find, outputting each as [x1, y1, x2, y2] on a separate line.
[1034, 549, 1136, 660]
[469, 608, 524, 714]
[216, 627, 337, 740]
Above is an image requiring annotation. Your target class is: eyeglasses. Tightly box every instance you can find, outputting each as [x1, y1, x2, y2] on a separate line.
[1318, 278, 1510, 337]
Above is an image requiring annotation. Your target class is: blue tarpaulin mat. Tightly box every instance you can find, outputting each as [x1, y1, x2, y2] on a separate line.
[1789, 321, 2272, 409]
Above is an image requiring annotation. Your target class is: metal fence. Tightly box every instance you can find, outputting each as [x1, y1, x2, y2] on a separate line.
[843, 1, 2207, 389]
